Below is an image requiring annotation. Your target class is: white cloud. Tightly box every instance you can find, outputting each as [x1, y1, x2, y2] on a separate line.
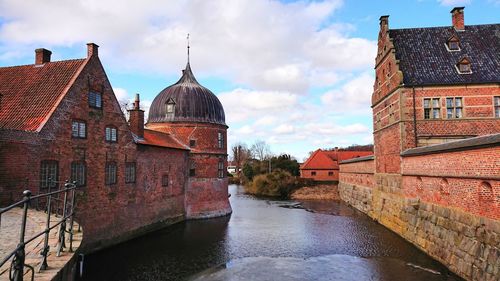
[437, 0, 471, 6]
[113, 87, 152, 122]
[274, 124, 295, 135]
[0, 0, 375, 95]
[321, 72, 374, 114]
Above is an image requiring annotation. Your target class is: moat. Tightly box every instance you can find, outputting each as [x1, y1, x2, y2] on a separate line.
[83, 185, 462, 281]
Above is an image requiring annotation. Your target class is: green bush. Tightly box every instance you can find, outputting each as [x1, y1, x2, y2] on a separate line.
[244, 169, 301, 198]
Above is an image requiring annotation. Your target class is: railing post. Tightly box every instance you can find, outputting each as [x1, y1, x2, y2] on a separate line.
[10, 190, 31, 281]
[68, 182, 77, 252]
[57, 182, 69, 257]
[39, 190, 53, 271]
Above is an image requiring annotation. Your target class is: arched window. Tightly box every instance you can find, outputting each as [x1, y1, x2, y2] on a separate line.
[478, 181, 494, 203]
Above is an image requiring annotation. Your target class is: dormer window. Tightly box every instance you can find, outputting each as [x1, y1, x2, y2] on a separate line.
[456, 57, 472, 74]
[446, 35, 460, 51]
[165, 98, 175, 117]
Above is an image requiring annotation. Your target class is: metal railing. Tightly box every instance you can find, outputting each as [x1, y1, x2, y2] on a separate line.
[0, 181, 79, 281]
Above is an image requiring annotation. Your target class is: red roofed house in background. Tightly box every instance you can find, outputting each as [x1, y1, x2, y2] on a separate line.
[0, 44, 231, 251]
[300, 149, 373, 182]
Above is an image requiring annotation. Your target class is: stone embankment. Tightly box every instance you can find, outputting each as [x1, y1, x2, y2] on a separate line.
[338, 137, 500, 281]
[0, 208, 82, 281]
[290, 184, 340, 200]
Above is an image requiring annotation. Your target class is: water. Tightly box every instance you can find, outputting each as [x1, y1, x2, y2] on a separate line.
[83, 185, 462, 281]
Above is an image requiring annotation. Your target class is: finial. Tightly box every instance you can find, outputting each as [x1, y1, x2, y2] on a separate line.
[187, 33, 190, 63]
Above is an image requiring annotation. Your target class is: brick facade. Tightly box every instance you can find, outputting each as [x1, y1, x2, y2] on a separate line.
[339, 9, 500, 280]
[0, 43, 231, 251]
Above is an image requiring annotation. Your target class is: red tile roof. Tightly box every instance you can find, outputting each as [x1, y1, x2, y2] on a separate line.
[0, 59, 87, 131]
[300, 149, 373, 170]
[136, 129, 190, 150]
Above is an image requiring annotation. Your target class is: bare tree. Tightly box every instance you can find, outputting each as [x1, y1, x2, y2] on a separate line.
[231, 142, 251, 177]
[251, 140, 271, 161]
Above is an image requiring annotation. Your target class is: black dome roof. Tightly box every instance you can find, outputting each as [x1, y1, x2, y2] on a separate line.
[148, 63, 226, 125]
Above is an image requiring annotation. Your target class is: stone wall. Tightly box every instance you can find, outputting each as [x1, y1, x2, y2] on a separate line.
[339, 137, 500, 281]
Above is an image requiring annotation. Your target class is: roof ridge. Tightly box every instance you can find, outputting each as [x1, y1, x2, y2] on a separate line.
[0, 58, 86, 70]
[389, 23, 500, 31]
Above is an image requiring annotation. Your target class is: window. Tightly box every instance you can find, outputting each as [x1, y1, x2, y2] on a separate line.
[166, 104, 174, 113]
[166, 98, 175, 117]
[105, 162, 117, 185]
[218, 159, 224, 178]
[40, 160, 58, 190]
[218, 132, 224, 149]
[311, 171, 317, 176]
[88, 91, 102, 108]
[72, 120, 86, 138]
[189, 162, 196, 177]
[328, 171, 334, 176]
[457, 57, 472, 74]
[446, 97, 463, 119]
[494, 96, 500, 118]
[424, 98, 440, 119]
[162, 175, 169, 187]
[71, 161, 86, 187]
[190, 139, 196, 147]
[446, 35, 460, 51]
[125, 162, 136, 183]
[105, 126, 118, 142]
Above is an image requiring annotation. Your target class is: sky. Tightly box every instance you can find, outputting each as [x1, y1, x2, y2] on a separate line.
[0, 0, 498, 161]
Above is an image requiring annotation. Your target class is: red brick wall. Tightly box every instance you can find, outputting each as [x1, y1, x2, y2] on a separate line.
[339, 160, 375, 188]
[402, 146, 500, 220]
[300, 169, 338, 181]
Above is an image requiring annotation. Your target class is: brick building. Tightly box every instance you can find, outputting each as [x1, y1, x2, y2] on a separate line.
[338, 8, 499, 280]
[373, 7, 500, 173]
[300, 149, 372, 181]
[0, 44, 231, 250]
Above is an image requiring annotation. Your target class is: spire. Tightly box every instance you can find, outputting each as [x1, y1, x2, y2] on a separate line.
[187, 33, 190, 64]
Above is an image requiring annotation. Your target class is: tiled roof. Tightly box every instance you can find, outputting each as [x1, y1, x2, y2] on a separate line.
[390, 24, 500, 86]
[301, 149, 373, 170]
[401, 133, 500, 156]
[340, 155, 375, 164]
[0, 59, 86, 131]
[135, 129, 190, 150]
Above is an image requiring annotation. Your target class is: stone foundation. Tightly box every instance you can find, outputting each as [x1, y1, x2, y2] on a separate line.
[339, 182, 500, 281]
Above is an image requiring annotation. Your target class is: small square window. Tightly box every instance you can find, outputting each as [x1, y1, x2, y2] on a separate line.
[311, 171, 316, 176]
[105, 127, 118, 142]
[88, 91, 102, 108]
[328, 171, 334, 176]
[72, 120, 86, 138]
[190, 139, 196, 147]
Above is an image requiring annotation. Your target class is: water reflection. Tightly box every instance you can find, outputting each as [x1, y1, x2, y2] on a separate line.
[84, 185, 462, 281]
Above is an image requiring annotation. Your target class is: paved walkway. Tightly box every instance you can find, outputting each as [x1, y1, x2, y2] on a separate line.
[0, 207, 82, 281]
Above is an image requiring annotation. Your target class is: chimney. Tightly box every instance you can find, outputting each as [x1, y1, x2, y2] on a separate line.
[451, 7, 465, 31]
[379, 15, 389, 32]
[35, 48, 52, 65]
[87, 43, 99, 58]
[128, 93, 144, 138]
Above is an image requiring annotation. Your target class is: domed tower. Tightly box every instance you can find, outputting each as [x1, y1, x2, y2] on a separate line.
[147, 60, 231, 219]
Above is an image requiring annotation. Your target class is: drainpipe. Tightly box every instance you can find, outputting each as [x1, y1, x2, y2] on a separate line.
[412, 87, 418, 147]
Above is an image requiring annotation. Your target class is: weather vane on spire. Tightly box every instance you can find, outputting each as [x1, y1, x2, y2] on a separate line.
[187, 33, 190, 63]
